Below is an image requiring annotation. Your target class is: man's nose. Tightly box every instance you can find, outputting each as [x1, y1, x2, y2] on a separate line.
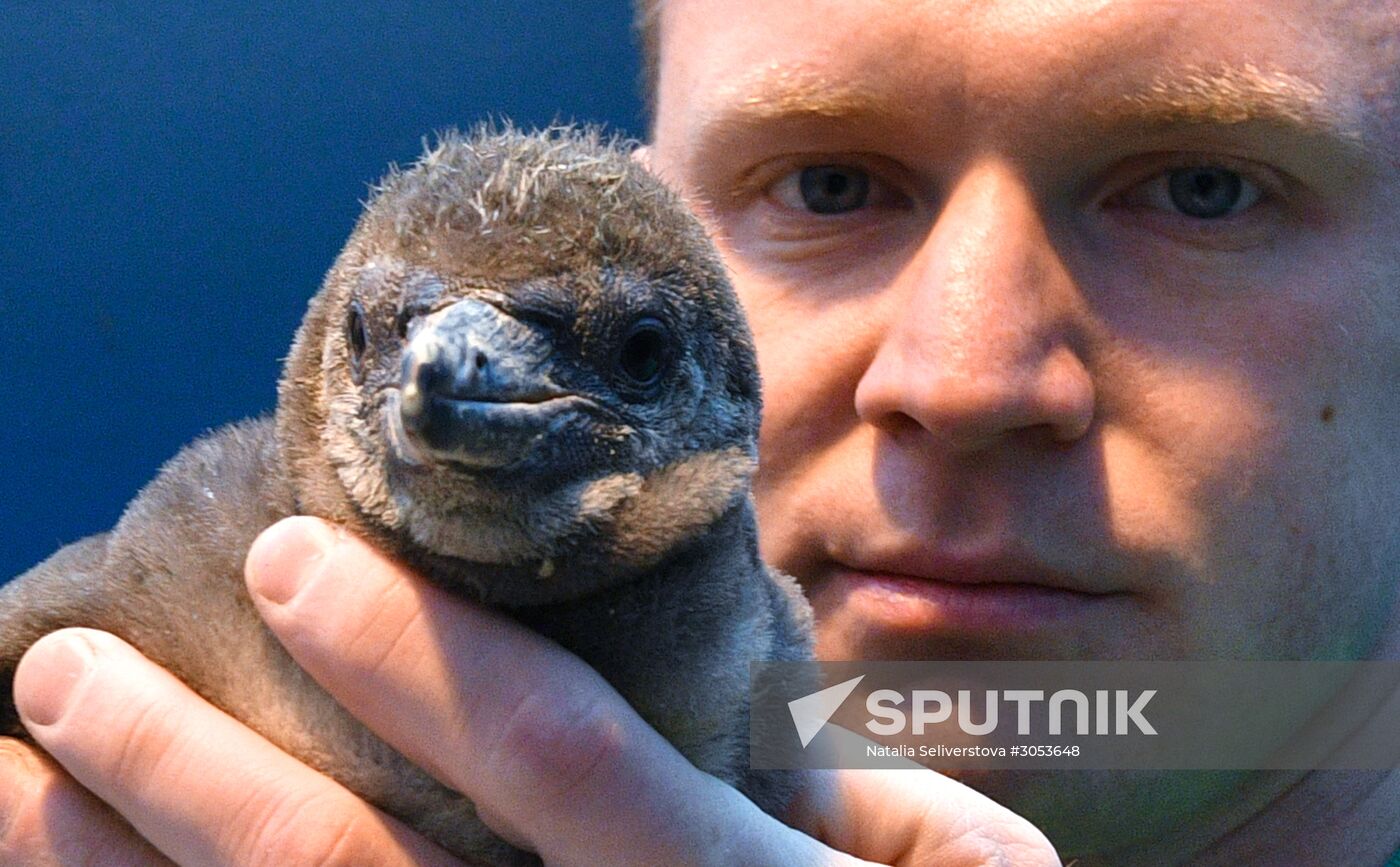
[853, 163, 1095, 453]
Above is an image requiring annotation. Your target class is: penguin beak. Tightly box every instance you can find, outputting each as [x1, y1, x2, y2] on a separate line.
[391, 298, 573, 469]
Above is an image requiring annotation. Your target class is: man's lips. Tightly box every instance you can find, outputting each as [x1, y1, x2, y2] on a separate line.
[819, 551, 1128, 635]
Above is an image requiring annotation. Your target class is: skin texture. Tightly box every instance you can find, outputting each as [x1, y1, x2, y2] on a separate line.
[2, 0, 1398, 864]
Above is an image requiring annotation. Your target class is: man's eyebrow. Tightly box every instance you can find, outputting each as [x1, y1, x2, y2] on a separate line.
[1099, 63, 1370, 152]
[689, 66, 896, 137]
[690, 62, 1381, 165]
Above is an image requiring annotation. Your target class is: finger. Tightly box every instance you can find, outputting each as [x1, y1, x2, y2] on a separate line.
[247, 516, 857, 867]
[0, 737, 172, 867]
[791, 767, 1062, 867]
[13, 628, 462, 867]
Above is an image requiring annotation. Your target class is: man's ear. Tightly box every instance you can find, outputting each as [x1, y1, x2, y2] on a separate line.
[631, 144, 654, 171]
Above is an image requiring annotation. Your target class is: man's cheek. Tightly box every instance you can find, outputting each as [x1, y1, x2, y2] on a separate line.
[1103, 362, 1387, 657]
[1094, 353, 1296, 573]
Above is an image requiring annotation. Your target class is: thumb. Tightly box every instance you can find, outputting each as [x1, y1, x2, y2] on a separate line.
[793, 763, 1062, 866]
[246, 517, 864, 866]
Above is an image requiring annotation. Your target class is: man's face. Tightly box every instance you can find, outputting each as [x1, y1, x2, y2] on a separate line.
[649, 3, 1400, 851]
[648, 0, 1400, 669]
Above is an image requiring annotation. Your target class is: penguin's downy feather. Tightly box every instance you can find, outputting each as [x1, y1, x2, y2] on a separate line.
[0, 125, 811, 866]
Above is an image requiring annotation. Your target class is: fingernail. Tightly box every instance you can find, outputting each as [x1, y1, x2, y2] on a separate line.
[246, 516, 338, 605]
[16, 633, 94, 728]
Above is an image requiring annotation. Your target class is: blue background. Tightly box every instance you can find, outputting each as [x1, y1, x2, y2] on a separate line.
[0, 2, 645, 580]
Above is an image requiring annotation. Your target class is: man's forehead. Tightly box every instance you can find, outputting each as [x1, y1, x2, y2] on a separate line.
[656, 0, 1397, 168]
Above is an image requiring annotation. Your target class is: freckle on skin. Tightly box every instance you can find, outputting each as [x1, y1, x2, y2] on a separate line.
[1320, 405, 1336, 423]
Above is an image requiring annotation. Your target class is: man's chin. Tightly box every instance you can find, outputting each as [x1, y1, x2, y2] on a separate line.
[944, 767, 1257, 864]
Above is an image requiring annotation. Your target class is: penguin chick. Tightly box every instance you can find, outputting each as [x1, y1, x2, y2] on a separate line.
[0, 125, 812, 865]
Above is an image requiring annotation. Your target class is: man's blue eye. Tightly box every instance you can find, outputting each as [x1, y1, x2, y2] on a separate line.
[1167, 167, 1246, 218]
[798, 165, 871, 214]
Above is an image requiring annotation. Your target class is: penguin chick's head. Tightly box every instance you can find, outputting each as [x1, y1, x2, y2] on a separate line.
[276, 125, 761, 604]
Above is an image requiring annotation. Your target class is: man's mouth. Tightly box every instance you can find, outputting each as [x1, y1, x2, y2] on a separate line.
[824, 548, 1130, 636]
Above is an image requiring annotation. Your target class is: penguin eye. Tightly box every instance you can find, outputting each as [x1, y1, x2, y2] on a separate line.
[346, 301, 368, 382]
[616, 316, 671, 390]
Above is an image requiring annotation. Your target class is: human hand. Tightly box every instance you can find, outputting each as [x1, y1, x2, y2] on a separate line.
[0, 516, 1061, 866]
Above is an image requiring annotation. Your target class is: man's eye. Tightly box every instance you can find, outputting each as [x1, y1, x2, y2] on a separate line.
[1139, 166, 1263, 219]
[772, 165, 873, 215]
